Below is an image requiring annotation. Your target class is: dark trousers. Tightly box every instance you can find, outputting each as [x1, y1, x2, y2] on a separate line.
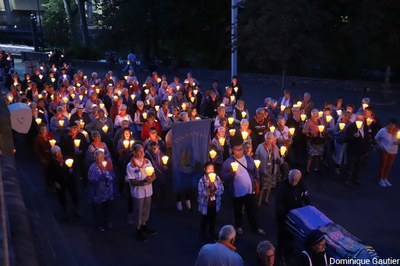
[200, 205, 217, 239]
[92, 201, 110, 227]
[347, 154, 366, 182]
[232, 194, 258, 231]
[56, 178, 79, 212]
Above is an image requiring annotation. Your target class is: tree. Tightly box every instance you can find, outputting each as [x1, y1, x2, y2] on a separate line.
[42, 0, 72, 48]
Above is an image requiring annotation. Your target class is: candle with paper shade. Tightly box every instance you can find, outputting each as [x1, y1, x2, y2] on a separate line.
[300, 114, 307, 122]
[96, 88, 100, 94]
[168, 95, 172, 101]
[254, 159, 261, 169]
[177, 86, 181, 91]
[318, 111, 323, 118]
[241, 111, 247, 118]
[336, 110, 342, 116]
[155, 105, 160, 111]
[145, 166, 155, 176]
[58, 120, 64, 127]
[74, 139, 81, 148]
[209, 149, 217, 159]
[123, 140, 129, 149]
[162, 156, 169, 165]
[362, 103, 368, 110]
[65, 159, 74, 168]
[79, 95, 84, 101]
[142, 112, 148, 119]
[208, 173, 216, 183]
[339, 123, 345, 130]
[289, 128, 295, 135]
[130, 94, 136, 101]
[280, 105, 286, 112]
[366, 118, 373, 126]
[129, 140, 135, 148]
[79, 120, 85, 128]
[318, 125, 325, 133]
[297, 101, 302, 107]
[157, 78, 161, 83]
[231, 162, 239, 172]
[181, 103, 187, 111]
[234, 87, 238, 93]
[102, 161, 107, 168]
[228, 117, 234, 125]
[82, 131, 88, 138]
[280, 146, 287, 156]
[102, 125, 109, 133]
[326, 115, 333, 123]
[70, 93, 75, 100]
[190, 97, 195, 103]
[193, 89, 198, 95]
[99, 103, 105, 109]
[356, 121, 363, 129]
[397, 130, 400, 140]
[241, 131, 249, 140]
[38, 94, 43, 99]
[62, 97, 68, 103]
[144, 89, 150, 95]
[49, 139, 56, 147]
[230, 95, 235, 102]
[35, 118, 42, 125]
[269, 126, 276, 133]
[218, 137, 226, 146]
[229, 129, 236, 136]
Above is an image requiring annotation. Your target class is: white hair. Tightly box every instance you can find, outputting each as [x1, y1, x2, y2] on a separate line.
[288, 169, 302, 181]
[218, 225, 236, 241]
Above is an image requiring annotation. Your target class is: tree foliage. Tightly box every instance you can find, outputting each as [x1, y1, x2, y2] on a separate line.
[42, 0, 72, 48]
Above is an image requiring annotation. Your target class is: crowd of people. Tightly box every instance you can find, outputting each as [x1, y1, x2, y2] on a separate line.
[3, 58, 400, 266]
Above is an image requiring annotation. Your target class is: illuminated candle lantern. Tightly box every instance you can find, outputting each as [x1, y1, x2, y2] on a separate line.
[209, 149, 217, 159]
[96, 88, 100, 94]
[113, 95, 118, 101]
[366, 118, 373, 126]
[193, 89, 198, 95]
[193, 83, 196, 86]
[234, 87, 238, 93]
[190, 97, 195, 103]
[218, 137, 226, 146]
[318, 125, 325, 133]
[289, 128, 295, 135]
[362, 103, 368, 110]
[84, 75, 87, 79]
[65, 159, 74, 168]
[108, 83, 112, 87]
[182, 103, 187, 110]
[155, 105, 160, 111]
[269, 126, 276, 133]
[123, 140, 129, 149]
[300, 114, 307, 121]
[79, 120, 85, 128]
[241, 111, 247, 118]
[74, 139, 81, 148]
[397, 131, 400, 140]
[39, 74, 43, 79]
[63, 74, 67, 79]
[58, 120, 65, 127]
[7, 94, 13, 102]
[280, 105, 286, 112]
[195, 117, 201, 120]
[231, 162, 239, 172]
[35, 118, 42, 125]
[98, 148, 105, 153]
[146, 99, 150, 105]
[102, 161, 107, 168]
[71, 93, 75, 99]
[102, 125, 109, 133]
[142, 84, 146, 88]
[129, 140, 135, 148]
[79, 95, 83, 101]
[142, 112, 148, 119]
[49, 139, 56, 147]
[38, 94, 43, 99]
[77, 83, 81, 87]
[241, 131, 249, 140]
[228, 117, 234, 125]
[131, 94, 136, 101]
[82, 131, 88, 138]
[220, 103, 225, 107]
[297, 101, 302, 106]
[254, 159, 261, 169]
[336, 110, 342, 116]
[145, 166, 155, 176]
[176, 86, 180, 90]
[208, 173, 216, 183]
[318, 111, 323, 118]
[53, 68, 57, 72]
[356, 121, 363, 129]
[230, 95, 235, 102]
[124, 76, 128, 80]
[339, 123, 345, 130]
[144, 89, 150, 95]
[168, 95, 172, 101]
[162, 156, 169, 165]
[280, 146, 287, 156]
[326, 115, 333, 123]
[229, 129, 236, 136]
[63, 97, 68, 103]
[99, 103, 105, 109]
[51, 78, 55, 83]
[50, 95, 54, 100]
[117, 90, 122, 96]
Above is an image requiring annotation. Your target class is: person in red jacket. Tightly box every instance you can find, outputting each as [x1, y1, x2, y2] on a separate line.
[141, 112, 162, 141]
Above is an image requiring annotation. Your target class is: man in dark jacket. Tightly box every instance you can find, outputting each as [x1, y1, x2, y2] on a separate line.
[345, 113, 370, 185]
[298, 230, 328, 266]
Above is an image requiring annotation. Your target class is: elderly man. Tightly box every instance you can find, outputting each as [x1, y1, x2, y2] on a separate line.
[221, 140, 265, 236]
[256, 240, 276, 266]
[275, 169, 310, 265]
[195, 225, 244, 266]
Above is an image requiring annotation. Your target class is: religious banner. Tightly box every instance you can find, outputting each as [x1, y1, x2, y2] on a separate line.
[171, 119, 211, 193]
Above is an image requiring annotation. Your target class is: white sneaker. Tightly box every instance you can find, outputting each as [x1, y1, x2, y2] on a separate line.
[185, 200, 192, 210]
[384, 179, 392, 187]
[378, 180, 387, 187]
[176, 202, 183, 211]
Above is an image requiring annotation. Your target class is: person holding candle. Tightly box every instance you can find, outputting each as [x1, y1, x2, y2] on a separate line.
[211, 127, 231, 174]
[69, 104, 91, 128]
[222, 86, 236, 115]
[232, 99, 249, 125]
[49, 146, 81, 221]
[249, 108, 271, 151]
[344, 113, 370, 186]
[157, 100, 173, 134]
[133, 100, 146, 139]
[88, 149, 116, 231]
[363, 106, 382, 152]
[141, 112, 162, 141]
[301, 92, 315, 118]
[221, 140, 265, 236]
[203, 90, 221, 119]
[231, 119, 254, 147]
[302, 109, 325, 175]
[286, 106, 307, 168]
[375, 119, 399, 187]
[126, 143, 157, 241]
[332, 111, 351, 175]
[266, 99, 279, 125]
[85, 131, 112, 170]
[274, 116, 291, 150]
[197, 162, 224, 241]
[49, 106, 69, 143]
[114, 104, 133, 129]
[256, 132, 287, 206]
[144, 127, 166, 152]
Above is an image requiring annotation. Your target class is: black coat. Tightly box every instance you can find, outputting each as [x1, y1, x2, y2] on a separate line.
[345, 122, 370, 157]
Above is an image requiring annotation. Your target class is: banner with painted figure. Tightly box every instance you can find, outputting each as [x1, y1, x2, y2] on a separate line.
[172, 119, 211, 193]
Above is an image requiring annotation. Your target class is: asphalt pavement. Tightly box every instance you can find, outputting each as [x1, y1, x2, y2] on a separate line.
[8, 60, 400, 265]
